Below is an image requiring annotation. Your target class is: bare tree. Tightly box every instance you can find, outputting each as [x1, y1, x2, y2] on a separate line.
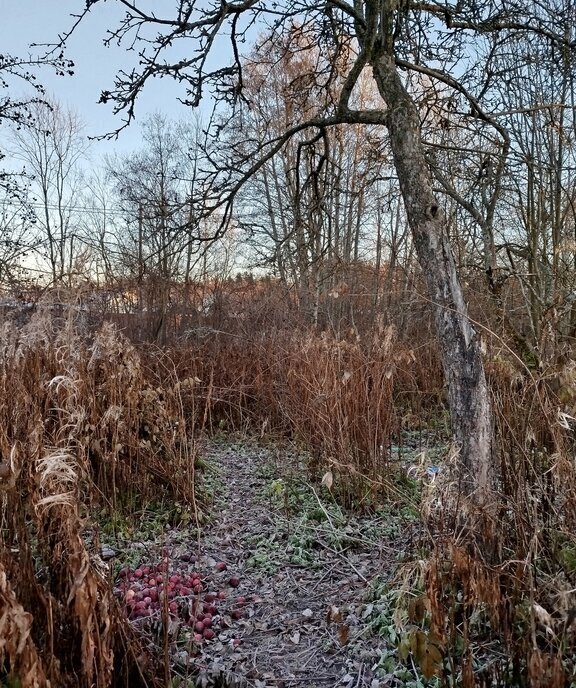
[64, 0, 576, 502]
[0, 50, 74, 199]
[0, 49, 75, 288]
[10, 100, 89, 284]
[0, 188, 41, 286]
[491, 22, 576, 365]
[107, 113, 221, 340]
[234, 30, 391, 327]
[77, 168, 124, 285]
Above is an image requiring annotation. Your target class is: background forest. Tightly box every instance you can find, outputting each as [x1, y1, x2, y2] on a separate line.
[3, 1, 576, 687]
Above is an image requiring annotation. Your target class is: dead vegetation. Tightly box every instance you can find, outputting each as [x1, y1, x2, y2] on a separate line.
[165, 321, 400, 505]
[3, 278, 576, 686]
[413, 350, 576, 686]
[0, 309, 197, 687]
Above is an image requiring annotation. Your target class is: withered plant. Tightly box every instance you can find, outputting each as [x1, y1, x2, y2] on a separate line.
[0, 310, 197, 687]
[164, 320, 404, 506]
[416, 354, 576, 687]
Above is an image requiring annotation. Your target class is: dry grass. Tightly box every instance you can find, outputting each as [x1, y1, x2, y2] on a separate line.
[7, 275, 576, 685]
[0, 309, 197, 687]
[416, 354, 576, 686]
[162, 320, 405, 506]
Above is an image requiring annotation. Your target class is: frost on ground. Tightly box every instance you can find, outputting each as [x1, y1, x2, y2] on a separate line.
[109, 439, 427, 687]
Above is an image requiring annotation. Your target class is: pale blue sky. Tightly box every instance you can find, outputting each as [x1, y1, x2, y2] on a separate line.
[0, 0, 213, 158]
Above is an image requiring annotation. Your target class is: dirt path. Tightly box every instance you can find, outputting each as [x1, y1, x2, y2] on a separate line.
[112, 438, 422, 687]
[180, 439, 415, 687]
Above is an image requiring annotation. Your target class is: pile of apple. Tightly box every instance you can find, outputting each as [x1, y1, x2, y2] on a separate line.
[115, 560, 245, 643]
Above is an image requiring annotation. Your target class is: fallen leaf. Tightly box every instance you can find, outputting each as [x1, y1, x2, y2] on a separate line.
[533, 603, 555, 636]
[361, 603, 373, 619]
[327, 605, 343, 624]
[321, 471, 333, 490]
[302, 608, 313, 618]
[290, 631, 300, 644]
[338, 624, 350, 645]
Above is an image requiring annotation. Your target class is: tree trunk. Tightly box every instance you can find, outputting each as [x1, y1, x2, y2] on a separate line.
[373, 55, 496, 503]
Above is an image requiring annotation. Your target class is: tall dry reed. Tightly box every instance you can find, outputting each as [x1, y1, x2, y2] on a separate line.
[0, 311, 197, 687]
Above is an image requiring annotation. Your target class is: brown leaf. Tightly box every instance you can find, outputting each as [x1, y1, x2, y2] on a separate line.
[327, 605, 343, 624]
[408, 595, 428, 623]
[337, 624, 350, 645]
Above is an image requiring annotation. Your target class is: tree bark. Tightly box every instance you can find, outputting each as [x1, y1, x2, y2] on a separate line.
[372, 54, 496, 503]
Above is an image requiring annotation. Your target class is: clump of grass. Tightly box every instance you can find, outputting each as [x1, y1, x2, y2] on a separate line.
[0, 312, 198, 686]
[416, 359, 576, 687]
[165, 322, 402, 505]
